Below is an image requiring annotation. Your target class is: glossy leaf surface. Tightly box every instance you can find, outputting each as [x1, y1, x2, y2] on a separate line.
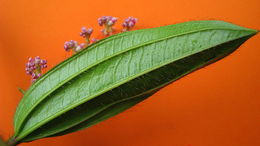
[13, 20, 257, 143]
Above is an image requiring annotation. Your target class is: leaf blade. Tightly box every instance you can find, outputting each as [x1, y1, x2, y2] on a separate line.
[13, 20, 257, 142]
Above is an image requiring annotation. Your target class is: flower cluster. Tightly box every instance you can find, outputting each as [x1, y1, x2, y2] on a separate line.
[64, 40, 85, 53]
[80, 27, 93, 44]
[25, 56, 47, 83]
[63, 16, 137, 54]
[122, 17, 138, 32]
[98, 16, 118, 35]
[25, 16, 138, 83]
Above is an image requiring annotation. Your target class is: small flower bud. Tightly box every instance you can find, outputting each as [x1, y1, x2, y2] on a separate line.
[98, 16, 118, 35]
[75, 43, 85, 52]
[122, 17, 138, 32]
[64, 40, 78, 52]
[34, 56, 41, 64]
[91, 38, 99, 43]
[80, 27, 93, 45]
[80, 27, 93, 38]
[25, 56, 47, 83]
[79, 43, 85, 48]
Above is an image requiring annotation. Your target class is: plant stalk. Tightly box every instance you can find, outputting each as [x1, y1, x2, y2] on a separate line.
[6, 137, 18, 146]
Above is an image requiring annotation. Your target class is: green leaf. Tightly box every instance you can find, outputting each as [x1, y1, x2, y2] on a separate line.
[13, 20, 257, 143]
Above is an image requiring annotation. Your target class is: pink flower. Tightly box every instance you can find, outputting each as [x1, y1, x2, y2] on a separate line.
[64, 40, 87, 53]
[75, 43, 85, 52]
[98, 16, 118, 35]
[64, 40, 78, 52]
[79, 27, 93, 44]
[122, 17, 138, 31]
[80, 27, 93, 38]
[25, 56, 47, 83]
[91, 38, 99, 43]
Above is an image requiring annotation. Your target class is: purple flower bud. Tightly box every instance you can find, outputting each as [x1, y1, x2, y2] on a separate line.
[64, 41, 70, 51]
[132, 18, 137, 23]
[31, 72, 37, 78]
[122, 22, 127, 27]
[92, 38, 99, 43]
[111, 17, 118, 23]
[34, 56, 41, 64]
[69, 40, 77, 47]
[37, 73, 42, 78]
[82, 27, 87, 32]
[41, 64, 47, 69]
[40, 59, 47, 65]
[79, 43, 85, 49]
[98, 16, 118, 35]
[64, 40, 78, 52]
[74, 42, 86, 52]
[98, 18, 103, 26]
[26, 56, 47, 83]
[28, 57, 34, 63]
[26, 62, 30, 67]
[80, 27, 93, 38]
[41, 59, 47, 69]
[122, 16, 138, 31]
[129, 21, 134, 27]
[87, 28, 93, 34]
[107, 20, 113, 26]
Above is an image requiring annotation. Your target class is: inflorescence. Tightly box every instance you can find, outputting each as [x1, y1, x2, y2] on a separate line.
[80, 27, 93, 44]
[25, 56, 47, 83]
[98, 16, 118, 35]
[26, 16, 137, 83]
[64, 16, 137, 54]
[64, 40, 85, 53]
[122, 17, 138, 32]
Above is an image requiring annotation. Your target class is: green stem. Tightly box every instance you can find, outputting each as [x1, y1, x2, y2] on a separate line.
[85, 37, 90, 45]
[6, 137, 18, 146]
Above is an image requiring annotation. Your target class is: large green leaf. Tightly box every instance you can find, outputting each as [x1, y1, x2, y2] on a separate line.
[13, 20, 257, 143]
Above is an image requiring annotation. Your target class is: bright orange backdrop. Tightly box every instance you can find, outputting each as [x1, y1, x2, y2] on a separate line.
[0, 0, 260, 146]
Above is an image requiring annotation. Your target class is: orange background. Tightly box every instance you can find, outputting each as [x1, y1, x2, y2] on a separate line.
[0, 0, 260, 146]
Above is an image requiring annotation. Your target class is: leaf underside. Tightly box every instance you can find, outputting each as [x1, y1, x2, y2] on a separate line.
[13, 20, 257, 143]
